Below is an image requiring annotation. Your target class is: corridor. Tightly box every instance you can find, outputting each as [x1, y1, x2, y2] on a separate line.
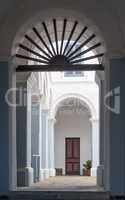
[21, 176, 102, 191]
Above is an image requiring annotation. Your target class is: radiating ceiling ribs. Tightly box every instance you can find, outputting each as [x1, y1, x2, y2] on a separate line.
[15, 19, 104, 70]
[15, 54, 49, 64]
[33, 27, 54, 57]
[69, 42, 101, 61]
[60, 19, 67, 55]
[67, 34, 96, 59]
[65, 26, 88, 57]
[70, 53, 104, 64]
[42, 22, 56, 56]
[19, 44, 50, 62]
[53, 19, 59, 55]
[24, 34, 51, 59]
[63, 21, 78, 55]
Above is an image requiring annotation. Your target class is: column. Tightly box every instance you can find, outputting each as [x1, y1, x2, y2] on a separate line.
[48, 118, 56, 177]
[40, 109, 50, 180]
[25, 85, 33, 186]
[95, 72, 105, 186]
[96, 80, 105, 186]
[106, 58, 125, 196]
[99, 80, 105, 166]
[39, 105, 44, 181]
[90, 118, 99, 177]
[31, 102, 40, 183]
[0, 61, 9, 195]
[16, 82, 26, 186]
[8, 63, 17, 192]
[16, 82, 33, 186]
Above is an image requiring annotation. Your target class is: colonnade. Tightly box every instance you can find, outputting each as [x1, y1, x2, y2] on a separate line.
[16, 73, 56, 186]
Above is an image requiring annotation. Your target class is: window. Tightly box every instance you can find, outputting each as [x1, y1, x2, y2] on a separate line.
[64, 71, 84, 77]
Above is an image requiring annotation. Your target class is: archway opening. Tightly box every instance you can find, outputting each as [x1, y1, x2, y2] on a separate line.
[55, 97, 92, 176]
[15, 68, 101, 191]
[11, 16, 106, 192]
[54, 97, 96, 188]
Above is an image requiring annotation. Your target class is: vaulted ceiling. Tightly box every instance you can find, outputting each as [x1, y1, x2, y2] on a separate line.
[56, 98, 91, 117]
[0, 0, 125, 59]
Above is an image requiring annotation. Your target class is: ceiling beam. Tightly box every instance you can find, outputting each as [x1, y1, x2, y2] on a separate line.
[16, 64, 104, 72]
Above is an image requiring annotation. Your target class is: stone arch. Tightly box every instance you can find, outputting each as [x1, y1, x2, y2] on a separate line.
[11, 8, 107, 61]
[9, 7, 106, 190]
[51, 93, 97, 120]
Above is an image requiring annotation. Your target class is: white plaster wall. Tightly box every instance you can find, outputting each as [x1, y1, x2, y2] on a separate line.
[54, 112, 92, 175]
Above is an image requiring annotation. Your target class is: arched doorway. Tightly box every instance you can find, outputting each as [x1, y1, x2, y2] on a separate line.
[52, 95, 99, 179]
[1, 2, 125, 198]
[9, 13, 107, 192]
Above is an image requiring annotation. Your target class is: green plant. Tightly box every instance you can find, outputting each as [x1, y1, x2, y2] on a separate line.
[83, 160, 92, 170]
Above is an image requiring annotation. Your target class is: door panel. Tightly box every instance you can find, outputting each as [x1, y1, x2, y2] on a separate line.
[66, 139, 72, 158]
[73, 139, 80, 158]
[65, 138, 80, 175]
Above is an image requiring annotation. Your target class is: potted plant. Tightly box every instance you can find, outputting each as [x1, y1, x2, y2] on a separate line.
[83, 160, 92, 176]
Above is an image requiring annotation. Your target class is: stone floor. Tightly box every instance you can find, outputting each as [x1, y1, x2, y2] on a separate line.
[23, 176, 103, 191]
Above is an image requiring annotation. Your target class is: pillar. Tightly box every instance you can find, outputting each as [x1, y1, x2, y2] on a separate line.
[0, 61, 9, 195]
[101, 57, 110, 192]
[107, 57, 125, 196]
[90, 118, 99, 177]
[8, 62, 17, 192]
[40, 109, 50, 180]
[31, 102, 40, 183]
[48, 117, 56, 177]
[39, 105, 43, 181]
[25, 84, 33, 186]
[16, 82, 33, 186]
[99, 80, 105, 166]
[95, 72, 105, 186]
[97, 80, 105, 186]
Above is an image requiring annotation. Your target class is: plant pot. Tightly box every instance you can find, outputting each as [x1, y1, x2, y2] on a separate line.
[83, 168, 91, 176]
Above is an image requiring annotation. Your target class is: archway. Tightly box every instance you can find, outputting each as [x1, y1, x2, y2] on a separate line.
[52, 93, 97, 119]
[51, 94, 99, 179]
[9, 10, 108, 192]
[1, 1, 125, 198]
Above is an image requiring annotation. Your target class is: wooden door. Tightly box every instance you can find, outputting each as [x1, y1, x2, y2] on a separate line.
[65, 138, 80, 175]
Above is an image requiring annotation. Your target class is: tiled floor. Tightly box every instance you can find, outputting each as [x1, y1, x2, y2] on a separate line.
[24, 176, 103, 191]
